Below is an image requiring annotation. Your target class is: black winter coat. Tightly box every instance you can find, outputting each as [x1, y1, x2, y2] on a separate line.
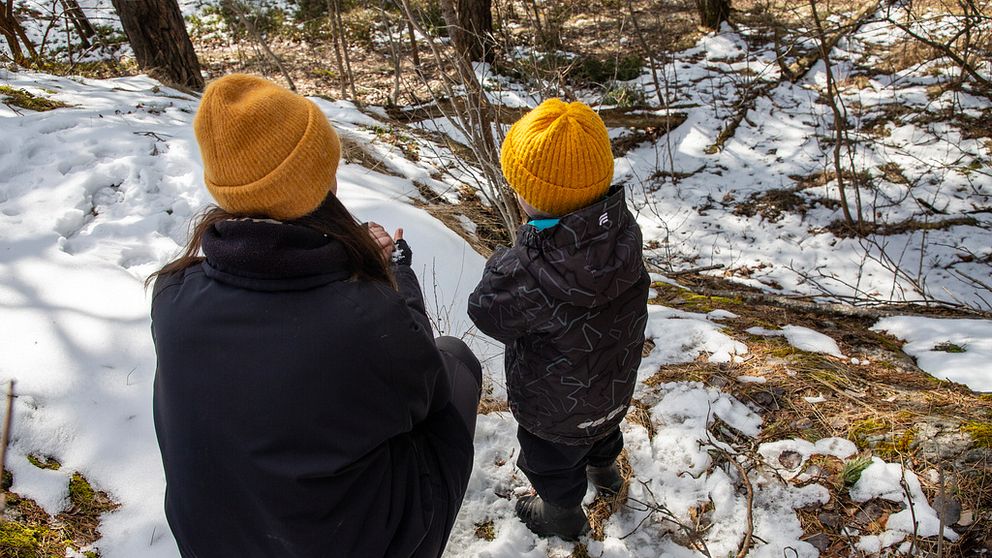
[468, 187, 650, 445]
[151, 219, 470, 558]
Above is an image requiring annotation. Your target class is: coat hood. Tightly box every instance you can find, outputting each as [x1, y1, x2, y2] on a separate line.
[517, 186, 644, 307]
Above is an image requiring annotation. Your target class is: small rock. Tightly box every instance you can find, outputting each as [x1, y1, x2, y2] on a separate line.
[804, 533, 831, 553]
[708, 375, 730, 389]
[746, 390, 780, 411]
[792, 418, 814, 430]
[827, 416, 848, 429]
[818, 512, 843, 530]
[779, 450, 804, 469]
[931, 496, 961, 526]
[855, 502, 885, 525]
[963, 448, 990, 463]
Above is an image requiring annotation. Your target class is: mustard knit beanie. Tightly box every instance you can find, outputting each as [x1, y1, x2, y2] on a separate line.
[500, 98, 614, 217]
[193, 74, 341, 220]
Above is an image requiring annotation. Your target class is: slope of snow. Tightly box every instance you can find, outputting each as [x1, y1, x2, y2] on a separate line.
[0, 69, 495, 556]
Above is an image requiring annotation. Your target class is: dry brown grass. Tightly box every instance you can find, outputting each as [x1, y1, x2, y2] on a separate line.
[586, 449, 633, 541]
[478, 395, 510, 414]
[640, 274, 992, 553]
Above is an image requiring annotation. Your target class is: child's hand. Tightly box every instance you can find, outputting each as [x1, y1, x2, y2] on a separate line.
[392, 229, 412, 266]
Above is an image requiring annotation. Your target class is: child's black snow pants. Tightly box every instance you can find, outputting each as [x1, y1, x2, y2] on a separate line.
[516, 425, 624, 507]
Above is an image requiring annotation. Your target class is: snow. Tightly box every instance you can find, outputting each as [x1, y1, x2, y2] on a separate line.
[0, 67, 973, 558]
[747, 325, 846, 358]
[641, 306, 749, 367]
[3, 3, 990, 554]
[872, 316, 992, 391]
[0, 69, 497, 557]
[756, 437, 856, 480]
[850, 459, 959, 544]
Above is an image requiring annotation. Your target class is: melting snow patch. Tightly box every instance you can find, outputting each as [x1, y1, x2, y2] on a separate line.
[747, 325, 845, 358]
[757, 437, 856, 480]
[641, 306, 749, 369]
[871, 316, 992, 391]
[850, 458, 959, 545]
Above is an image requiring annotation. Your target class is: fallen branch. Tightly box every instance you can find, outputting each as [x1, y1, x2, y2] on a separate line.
[669, 264, 726, 277]
[686, 284, 992, 319]
[710, 445, 754, 558]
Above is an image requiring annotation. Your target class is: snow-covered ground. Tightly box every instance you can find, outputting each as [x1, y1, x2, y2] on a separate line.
[3, 3, 992, 555]
[472, 9, 992, 312]
[1, 69, 984, 557]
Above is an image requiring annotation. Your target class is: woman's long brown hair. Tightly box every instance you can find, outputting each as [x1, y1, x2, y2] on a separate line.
[146, 194, 395, 289]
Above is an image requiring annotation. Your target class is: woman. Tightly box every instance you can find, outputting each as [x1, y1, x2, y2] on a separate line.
[150, 74, 482, 558]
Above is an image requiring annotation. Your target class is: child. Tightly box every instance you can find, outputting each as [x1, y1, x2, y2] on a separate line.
[468, 98, 650, 540]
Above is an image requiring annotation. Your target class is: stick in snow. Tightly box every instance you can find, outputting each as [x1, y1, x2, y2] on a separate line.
[0, 380, 15, 514]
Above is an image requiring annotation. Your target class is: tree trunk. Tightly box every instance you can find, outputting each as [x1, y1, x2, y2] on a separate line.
[60, 0, 96, 48]
[695, 0, 730, 30]
[1, 0, 36, 64]
[440, 0, 494, 62]
[110, 0, 204, 91]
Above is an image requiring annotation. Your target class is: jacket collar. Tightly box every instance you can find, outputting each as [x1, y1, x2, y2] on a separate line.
[201, 219, 353, 291]
[518, 185, 629, 250]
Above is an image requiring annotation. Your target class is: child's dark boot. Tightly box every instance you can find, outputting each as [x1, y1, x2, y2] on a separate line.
[515, 494, 589, 541]
[587, 462, 624, 497]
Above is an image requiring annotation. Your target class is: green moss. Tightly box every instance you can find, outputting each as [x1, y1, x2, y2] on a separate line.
[0, 86, 69, 112]
[848, 417, 888, 449]
[653, 283, 743, 313]
[83, 551, 101, 558]
[66, 472, 117, 516]
[962, 422, 992, 447]
[841, 455, 873, 486]
[933, 342, 966, 353]
[766, 342, 800, 358]
[602, 83, 645, 109]
[574, 54, 644, 84]
[0, 520, 45, 558]
[874, 428, 916, 460]
[68, 473, 95, 508]
[26, 455, 61, 471]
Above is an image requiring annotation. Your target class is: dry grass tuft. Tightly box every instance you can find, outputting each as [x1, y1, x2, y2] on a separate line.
[478, 396, 510, 415]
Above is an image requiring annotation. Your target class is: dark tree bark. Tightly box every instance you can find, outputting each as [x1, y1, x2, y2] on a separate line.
[441, 0, 494, 62]
[1, 0, 37, 64]
[695, 0, 730, 30]
[110, 0, 204, 91]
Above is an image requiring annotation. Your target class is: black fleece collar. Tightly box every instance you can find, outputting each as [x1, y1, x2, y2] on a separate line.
[201, 219, 352, 291]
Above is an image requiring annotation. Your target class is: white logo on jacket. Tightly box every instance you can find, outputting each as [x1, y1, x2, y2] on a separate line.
[576, 404, 626, 429]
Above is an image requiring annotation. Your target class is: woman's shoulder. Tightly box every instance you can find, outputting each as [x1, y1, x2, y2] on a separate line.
[150, 263, 205, 303]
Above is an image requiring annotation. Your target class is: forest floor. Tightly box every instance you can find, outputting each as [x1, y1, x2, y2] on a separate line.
[2, 0, 992, 556]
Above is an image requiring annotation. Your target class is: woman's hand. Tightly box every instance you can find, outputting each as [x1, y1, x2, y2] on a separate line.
[367, 222, 404, 263]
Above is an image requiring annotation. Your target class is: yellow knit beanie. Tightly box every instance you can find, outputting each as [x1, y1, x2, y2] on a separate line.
[193, 74, 341, 220]
[500, 99, 614, 217]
